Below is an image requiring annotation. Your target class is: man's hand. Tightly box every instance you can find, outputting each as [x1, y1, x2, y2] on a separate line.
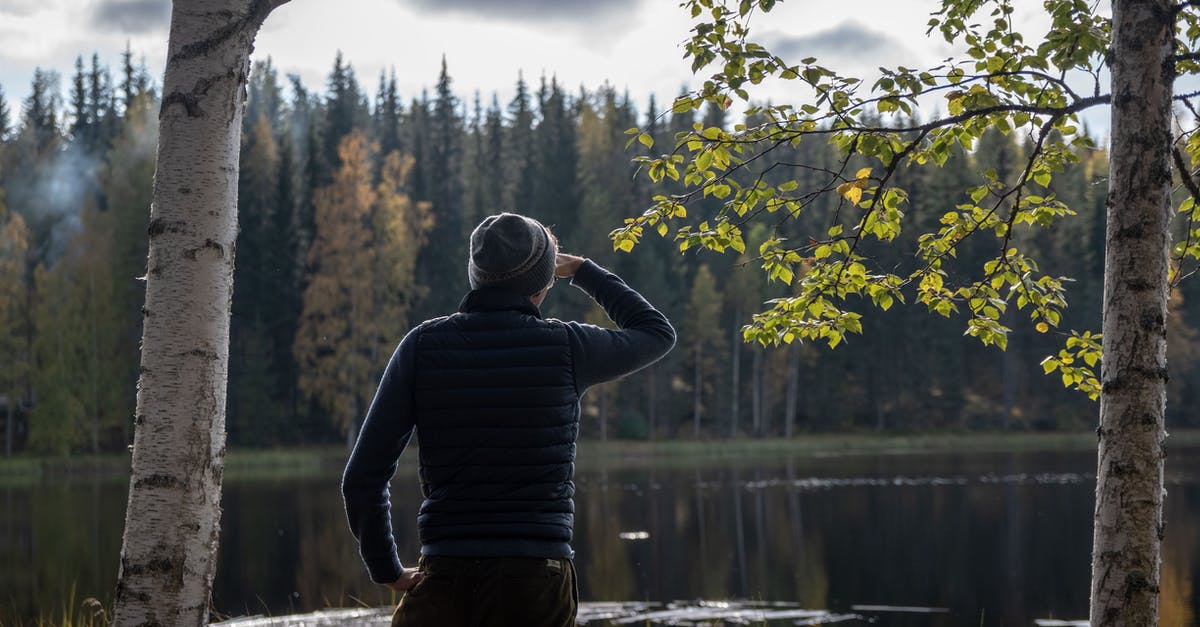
[385, 567, 424, 592]
[555, 253, 585, 279]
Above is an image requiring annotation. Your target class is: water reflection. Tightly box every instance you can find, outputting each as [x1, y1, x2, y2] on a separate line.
[1, 449, 1197, 625]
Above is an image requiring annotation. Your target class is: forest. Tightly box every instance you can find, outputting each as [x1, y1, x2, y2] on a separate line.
[1, 47, 1198, 456]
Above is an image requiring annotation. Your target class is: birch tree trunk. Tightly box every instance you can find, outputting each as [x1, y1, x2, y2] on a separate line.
[113, 1, 288, 625]
[1090, 1, 1172, 624]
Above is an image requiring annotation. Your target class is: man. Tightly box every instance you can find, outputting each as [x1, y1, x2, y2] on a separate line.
[341, 212, 676, 626]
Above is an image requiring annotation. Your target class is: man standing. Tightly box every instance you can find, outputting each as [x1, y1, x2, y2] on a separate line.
[342, 212, 676, 626]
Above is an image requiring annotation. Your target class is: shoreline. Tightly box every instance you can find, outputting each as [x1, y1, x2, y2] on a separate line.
[3, 429, 1199, 484]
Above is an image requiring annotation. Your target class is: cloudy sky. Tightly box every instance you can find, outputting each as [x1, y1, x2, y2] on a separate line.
[0, 0, 1114, 134]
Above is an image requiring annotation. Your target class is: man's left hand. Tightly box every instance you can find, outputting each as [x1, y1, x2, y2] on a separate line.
[385, 567, 424, 592]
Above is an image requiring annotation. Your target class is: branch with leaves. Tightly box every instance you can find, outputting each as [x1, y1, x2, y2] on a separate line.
[611, 0, 1154, 400]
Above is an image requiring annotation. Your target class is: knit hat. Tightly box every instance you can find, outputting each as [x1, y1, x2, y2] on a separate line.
[468, 213, 557, 295]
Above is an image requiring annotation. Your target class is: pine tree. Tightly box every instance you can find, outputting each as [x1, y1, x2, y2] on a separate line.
[229, 113, 281, 445]
[323, 52, 369, 175]
[69, 56, 90, 145]
[505, 73, 536, 213]
[531, 76, 578, 238]
[375, 68, 403, 162]
[0, 82, 11, 141]
[87, 53, 116, 156]
[463, 91, 488, 228]
[119, 42, 136, 116]
[414, 57, 466, 315]
[21, 69, 61, 155]
[406, 92, 431, 203]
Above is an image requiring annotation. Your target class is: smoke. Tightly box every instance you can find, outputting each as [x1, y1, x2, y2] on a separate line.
[5, 144, 98, 264]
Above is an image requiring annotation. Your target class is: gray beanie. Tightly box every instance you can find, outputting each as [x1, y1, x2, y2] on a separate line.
[468, 213, 557, 295]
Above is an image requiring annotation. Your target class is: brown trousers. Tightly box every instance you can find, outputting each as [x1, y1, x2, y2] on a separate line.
[391, 556, 578, 627]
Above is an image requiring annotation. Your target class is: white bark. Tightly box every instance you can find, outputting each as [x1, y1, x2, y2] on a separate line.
[113, 2, 287, 625]
[1091, 1, 1172, 625]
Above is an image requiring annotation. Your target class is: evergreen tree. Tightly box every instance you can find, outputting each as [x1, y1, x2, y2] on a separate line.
[245, 58, 283, 136]
[414, 57, 466, 315]
[463, 91, 488, 229]
[406, 92, 431, 203]
[99, 91, 156, 437]
[0, 82, 11, 141]
[119, 42, 136, 115]
[229, 113, 281, 445]
[322, 52, 370, 175]
[375, 68, 403, 162]
[530, 76, 578, 238]
[69, 56, 90, 144]
[21, 69, 61, 155]
[505, 73, 536, 213]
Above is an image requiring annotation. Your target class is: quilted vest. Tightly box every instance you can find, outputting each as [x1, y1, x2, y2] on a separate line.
[412, 289, 578, 558]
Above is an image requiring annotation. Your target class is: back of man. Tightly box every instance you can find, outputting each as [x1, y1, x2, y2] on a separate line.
[342, 213, 676, 626]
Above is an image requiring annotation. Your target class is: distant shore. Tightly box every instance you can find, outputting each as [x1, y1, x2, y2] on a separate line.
[3, 429, 1198, 484]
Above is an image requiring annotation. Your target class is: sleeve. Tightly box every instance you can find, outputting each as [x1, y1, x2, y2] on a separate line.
[566, 259, 677, 392]
[340, 326, 420, 584]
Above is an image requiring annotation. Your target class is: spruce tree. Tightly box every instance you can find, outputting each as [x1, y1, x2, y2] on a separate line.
[323, 52, 369, 175]
[119, 42, 136, 116]
[69, 56, 90, 146]
[0, 83, 10, 141]
[531, 76, 578, 239]
[375, 68, 403, 162]
[415, 57, 466, 314]
[505, 72, 535, 213]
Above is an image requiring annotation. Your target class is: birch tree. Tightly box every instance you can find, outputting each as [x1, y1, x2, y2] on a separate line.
[618, 1, 1199, 623]
[113, 1, 290, 625]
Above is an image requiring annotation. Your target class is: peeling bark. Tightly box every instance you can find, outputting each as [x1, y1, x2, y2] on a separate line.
[1090, 1, 1173, 625]
[112, 1, 288, 625]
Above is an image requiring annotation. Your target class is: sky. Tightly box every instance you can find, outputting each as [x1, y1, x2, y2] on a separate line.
[0, 0, 1115, 136]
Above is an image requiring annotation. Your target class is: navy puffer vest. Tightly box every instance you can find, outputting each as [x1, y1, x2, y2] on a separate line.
[412, 289, 577, 558]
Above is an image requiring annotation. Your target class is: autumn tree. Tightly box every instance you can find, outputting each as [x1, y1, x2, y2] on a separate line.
[618, 0, 1192, 623]
[296, 130, 428, 446]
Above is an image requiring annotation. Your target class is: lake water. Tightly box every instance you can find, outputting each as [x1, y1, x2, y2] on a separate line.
[2, 445, 1197, 626]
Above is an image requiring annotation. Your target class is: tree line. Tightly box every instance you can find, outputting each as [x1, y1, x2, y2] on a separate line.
[2, 49, 1199, 455]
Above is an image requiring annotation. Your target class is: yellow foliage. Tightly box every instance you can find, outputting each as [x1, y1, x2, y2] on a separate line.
[295, 131, 430, 437]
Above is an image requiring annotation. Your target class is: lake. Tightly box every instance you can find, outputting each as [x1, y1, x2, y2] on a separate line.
[2, 445, 1197, 626]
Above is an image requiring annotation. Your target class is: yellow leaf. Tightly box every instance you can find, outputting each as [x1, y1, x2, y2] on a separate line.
[845, 186, 863, 205]
[855, 167, 871, 179]
[617, 238, 635, 253]
[657, 222, 669, 237]
[1036, 322, 1049, 333]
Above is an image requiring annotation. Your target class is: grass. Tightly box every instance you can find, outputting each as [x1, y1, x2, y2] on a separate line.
[3, 429, 1200, 484]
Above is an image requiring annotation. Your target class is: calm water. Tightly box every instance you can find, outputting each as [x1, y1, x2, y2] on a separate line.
[2, 446, 1198, 626]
